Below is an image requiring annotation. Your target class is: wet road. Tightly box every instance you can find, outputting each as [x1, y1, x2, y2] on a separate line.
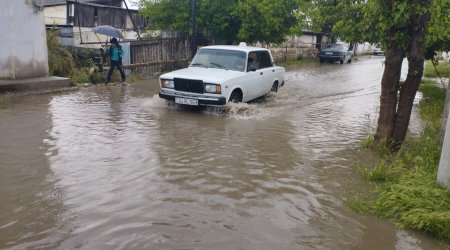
[0, 57, 447, 249]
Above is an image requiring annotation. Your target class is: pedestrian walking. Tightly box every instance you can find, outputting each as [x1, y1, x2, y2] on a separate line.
[105, 37, 126, 84]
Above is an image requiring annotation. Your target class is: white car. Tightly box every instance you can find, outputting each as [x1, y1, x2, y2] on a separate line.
[373, 45, 384, 55]
[158, 43, 285, 106]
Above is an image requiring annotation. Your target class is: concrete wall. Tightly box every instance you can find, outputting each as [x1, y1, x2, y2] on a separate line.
[356, 42, 378, 55]
[44, 5, 67, 25]
[0, 0, 49, 80]
[262, 35, 320, 62]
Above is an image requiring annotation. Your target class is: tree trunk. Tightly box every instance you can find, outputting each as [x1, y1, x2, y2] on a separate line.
[374, 41, 404, 144]
[392, 12, 431, 148]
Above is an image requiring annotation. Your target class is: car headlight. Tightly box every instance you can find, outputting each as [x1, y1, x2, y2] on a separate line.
[204, 83, 221, 94]
[161, 79, 174, 88]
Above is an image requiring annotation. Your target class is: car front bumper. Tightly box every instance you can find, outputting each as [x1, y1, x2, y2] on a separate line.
[159, 89, 227, 106]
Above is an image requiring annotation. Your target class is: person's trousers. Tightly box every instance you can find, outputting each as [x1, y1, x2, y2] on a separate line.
[106, 61, 126, 83]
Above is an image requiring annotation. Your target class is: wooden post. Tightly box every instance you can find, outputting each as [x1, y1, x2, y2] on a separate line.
[122, 0, 141, 39]
[191, 0, 197, 58]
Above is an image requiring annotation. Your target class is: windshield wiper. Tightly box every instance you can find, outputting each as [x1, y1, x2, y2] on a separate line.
[209, 62, 225, 69]
[191, 63, 208, 68]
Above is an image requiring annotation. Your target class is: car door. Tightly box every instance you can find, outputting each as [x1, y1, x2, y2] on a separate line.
[245, 52, 264, 101]
[256, 51, 275, 96]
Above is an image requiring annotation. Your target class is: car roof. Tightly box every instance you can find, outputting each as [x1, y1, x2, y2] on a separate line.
[199, 45, 269, 53]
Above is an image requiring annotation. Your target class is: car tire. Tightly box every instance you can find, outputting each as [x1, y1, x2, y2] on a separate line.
[319, 59, 324, 64]
[348, 57, 352, 63]
[340, 59, 344, 64]
[229, 90, 242, 103]
[271, 82, 278, 92]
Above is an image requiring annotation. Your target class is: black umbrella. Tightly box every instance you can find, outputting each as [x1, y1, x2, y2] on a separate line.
[92, 25, 124, 39]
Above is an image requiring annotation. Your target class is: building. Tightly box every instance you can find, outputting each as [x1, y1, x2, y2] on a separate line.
[1, 0, 48, 79]
[43, 0, 147, 48]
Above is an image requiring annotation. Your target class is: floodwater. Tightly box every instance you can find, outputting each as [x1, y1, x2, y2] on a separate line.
[0, 57, 447, 250]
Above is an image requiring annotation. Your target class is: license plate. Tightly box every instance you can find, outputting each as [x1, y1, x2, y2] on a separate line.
[175, 97, 198, 106]
[326, 52, 333, 55]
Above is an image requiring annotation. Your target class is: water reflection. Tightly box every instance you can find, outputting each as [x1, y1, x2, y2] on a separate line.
[0, 97, 65, 249]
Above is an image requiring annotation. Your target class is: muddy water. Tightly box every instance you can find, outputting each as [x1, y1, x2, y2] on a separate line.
[0, 57, 447, 250]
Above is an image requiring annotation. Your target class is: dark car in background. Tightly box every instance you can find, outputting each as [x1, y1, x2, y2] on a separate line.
[319, 44, 353, 64]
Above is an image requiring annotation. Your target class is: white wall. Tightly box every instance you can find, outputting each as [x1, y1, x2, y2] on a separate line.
[0, 0, 48, 79]
[44, 5, 67, 25]
[356, 42, 378, 55]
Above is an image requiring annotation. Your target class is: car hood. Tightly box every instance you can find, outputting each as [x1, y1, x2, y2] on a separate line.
[160, 67, 245, 83]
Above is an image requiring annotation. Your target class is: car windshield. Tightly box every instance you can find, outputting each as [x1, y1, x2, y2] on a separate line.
[190, 49, 246, 72]
[323, 44, 346, 51]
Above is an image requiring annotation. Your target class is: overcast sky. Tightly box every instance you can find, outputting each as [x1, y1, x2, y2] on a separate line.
[124, 0, 138, 10]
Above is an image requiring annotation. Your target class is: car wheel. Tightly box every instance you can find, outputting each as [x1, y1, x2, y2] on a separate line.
[340, 59, 344, 64]
[319, 59, 324, 63]
[229, 90, 242, 103]
[271, 82, 278, 92]
[348, 57, 352, 63]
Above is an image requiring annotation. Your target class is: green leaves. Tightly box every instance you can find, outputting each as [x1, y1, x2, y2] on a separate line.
[329, 0, 450, 53]
[236, 0, 299, 44]
[139, 0, 301, 45]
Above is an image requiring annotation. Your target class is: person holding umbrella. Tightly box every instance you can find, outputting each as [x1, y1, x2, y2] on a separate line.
[105, 37, 126, 84]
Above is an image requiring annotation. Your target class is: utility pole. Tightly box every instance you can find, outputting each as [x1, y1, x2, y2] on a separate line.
[440, 79, 450, 145]
[438, 78, 450, 188]
[122, 0, 141, 39]
[438, 108, 450, 188]
[191, 0, 197, 59]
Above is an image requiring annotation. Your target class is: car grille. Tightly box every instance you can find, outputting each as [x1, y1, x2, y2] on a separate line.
[174, 78, 204, 94]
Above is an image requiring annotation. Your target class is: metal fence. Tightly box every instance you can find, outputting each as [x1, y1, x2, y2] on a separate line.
[126, 38, 191, 75]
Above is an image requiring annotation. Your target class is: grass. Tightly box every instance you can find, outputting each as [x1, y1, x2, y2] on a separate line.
[424, 60, 450, 78]
[352, 80, 450, 242]
[419, 83, 446, 121]
[277, 56, 318, 67]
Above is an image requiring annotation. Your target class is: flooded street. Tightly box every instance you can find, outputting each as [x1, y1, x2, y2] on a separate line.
[0, 57, 447, 249]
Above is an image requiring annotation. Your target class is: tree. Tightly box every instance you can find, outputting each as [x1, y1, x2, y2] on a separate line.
[139, 0, 191, 35]
[138, 0, 303, 45]
[333, 0, 450, 149]
[236, 0, 300, 44]
[197, 0, 240, 44]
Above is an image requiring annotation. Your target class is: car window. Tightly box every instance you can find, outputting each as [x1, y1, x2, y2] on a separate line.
[258, 51, 273, 69]
[247, 52, 260, 71]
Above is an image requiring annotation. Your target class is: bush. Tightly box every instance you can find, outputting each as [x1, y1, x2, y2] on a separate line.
[47, 28, 75, 77]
